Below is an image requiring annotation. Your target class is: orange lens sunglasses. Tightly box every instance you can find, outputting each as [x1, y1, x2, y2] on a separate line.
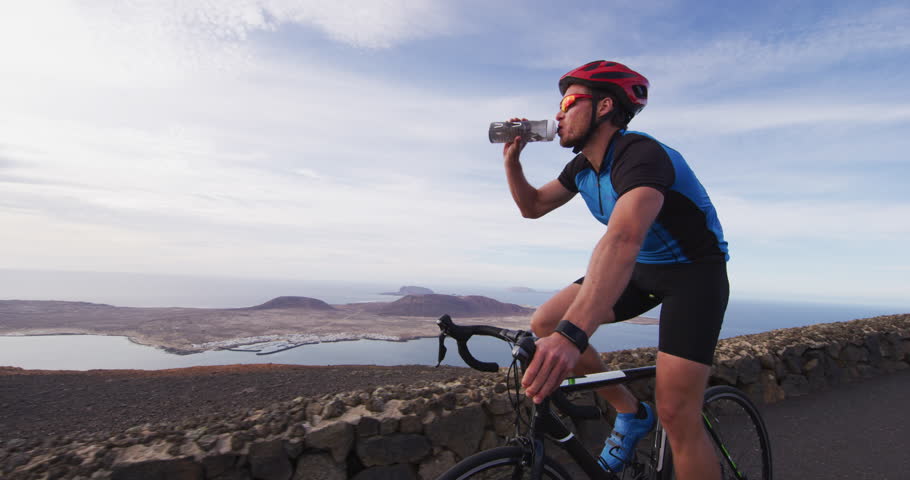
[560, 93, 593, 112]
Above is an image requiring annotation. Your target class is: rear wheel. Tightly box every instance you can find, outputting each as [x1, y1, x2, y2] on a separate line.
[436, 446, 573, 480]
[701, 385, 773, 480]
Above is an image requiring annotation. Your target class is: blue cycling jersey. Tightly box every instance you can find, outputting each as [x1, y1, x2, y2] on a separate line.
[558, 130, 729, 264]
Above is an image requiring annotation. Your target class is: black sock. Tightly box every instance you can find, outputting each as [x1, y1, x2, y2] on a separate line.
[635, 402, 648, 420]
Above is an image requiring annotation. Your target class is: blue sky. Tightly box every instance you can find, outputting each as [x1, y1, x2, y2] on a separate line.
[0, 1, 908, 307]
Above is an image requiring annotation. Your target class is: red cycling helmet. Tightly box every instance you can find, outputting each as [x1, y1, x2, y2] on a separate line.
[559, 60, 649, 117]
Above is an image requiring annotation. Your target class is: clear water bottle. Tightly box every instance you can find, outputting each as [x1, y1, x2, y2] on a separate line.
[488, 119, 556, 143]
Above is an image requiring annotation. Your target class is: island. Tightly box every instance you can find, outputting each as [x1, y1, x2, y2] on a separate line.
[0, 294, 658, 355]
[380, 285, 435, 296]
[0, 295, 532, 355]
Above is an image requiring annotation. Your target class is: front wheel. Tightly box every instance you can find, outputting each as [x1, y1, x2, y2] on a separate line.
[702, 385, 773, 480]
[436, 445, 573, 480]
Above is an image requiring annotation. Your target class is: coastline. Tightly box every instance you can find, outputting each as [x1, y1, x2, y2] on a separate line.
[0, 315, 660, 358]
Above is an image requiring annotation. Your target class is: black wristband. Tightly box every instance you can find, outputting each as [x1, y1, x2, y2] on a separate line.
[555, 320, 589, 353]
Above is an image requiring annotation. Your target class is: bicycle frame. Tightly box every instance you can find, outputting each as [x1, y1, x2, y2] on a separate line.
[436, 315, 770, 480]
[520, 367, 671, 480]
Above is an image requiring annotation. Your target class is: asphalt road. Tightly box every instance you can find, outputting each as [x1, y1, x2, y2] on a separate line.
[761, 368, 910, 479]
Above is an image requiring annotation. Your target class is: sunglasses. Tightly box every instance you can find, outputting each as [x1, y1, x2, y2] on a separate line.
[560, 93, 593, 113]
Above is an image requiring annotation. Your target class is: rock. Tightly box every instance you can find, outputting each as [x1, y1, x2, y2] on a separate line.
[196, 434, 219, 451]
[736, 356, 762, 385]
[865, 334, 884, 365]
[485, 394, 512, 416]
[284, 439, 305, 460]
[401, 398, 429, 417]
[351, 464, 419, 480]
[111, 458, 203, 480]
[439, 392, 457, 410]
[307, 422, 355, 463]
[367, 398, 385, 413]
[293, 453, 346, 480]
[782, 347, 805, 374]
[322, 399, 346, 419]
[418, 449, 456, 480]
[425, 405, 486, 458]
[841, 344, 867, 363]
[200, 454, 240, 478]
[780, 374, 809, 397]
[493, 414, 514, 437]
[803, 358, 820, 371]
[249, 439, 292, 480]
[712, 361, 738, 385]
[825, 341, 843, 359]
[379, 418, 398, 435]
[399, 415, 423, 434]
[357, 417, 381, 438]
[480, 431, 500, 451]
[356, 434, 431, 466]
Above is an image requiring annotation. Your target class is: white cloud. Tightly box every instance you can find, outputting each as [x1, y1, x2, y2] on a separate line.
[637, 99, 910, 137]
[0, 1, 455, 89]
[715, 194, 910, 241]
[632, 6, 910, 94]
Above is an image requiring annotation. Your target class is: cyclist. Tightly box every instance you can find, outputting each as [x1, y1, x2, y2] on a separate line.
[503, 60, 729, 480]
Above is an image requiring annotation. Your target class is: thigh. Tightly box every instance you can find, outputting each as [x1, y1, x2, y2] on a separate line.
[656, 262, 729, 366]
[574, 268, 662, 323]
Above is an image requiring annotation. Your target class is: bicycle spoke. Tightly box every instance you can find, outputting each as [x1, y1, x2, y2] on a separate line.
[702, 393, 770, 480]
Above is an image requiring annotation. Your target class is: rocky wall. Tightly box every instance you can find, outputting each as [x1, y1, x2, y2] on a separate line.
[3, 314, 908, 480]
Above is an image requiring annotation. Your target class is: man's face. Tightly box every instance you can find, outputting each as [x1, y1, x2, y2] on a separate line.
[556, 84, 594, 149]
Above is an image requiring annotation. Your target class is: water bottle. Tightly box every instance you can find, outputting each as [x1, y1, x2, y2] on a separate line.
[488, 119, 556, 143]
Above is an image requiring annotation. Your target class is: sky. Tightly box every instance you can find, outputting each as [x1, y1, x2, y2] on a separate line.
[0, 0, 908, 308]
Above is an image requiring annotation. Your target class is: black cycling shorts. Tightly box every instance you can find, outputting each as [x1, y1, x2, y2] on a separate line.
[574, 262, 728, 366]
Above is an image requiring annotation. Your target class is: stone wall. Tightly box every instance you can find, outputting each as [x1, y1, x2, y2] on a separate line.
[3, 314, 908, 480]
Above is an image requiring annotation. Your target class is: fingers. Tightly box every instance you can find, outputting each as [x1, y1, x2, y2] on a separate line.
[522, 338, 574, 403]
[502, 117, 529, 159]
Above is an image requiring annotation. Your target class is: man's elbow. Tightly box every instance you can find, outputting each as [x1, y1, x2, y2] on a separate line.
[520, 207, 543, 219]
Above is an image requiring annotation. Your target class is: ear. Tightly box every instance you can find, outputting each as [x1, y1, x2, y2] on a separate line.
[597, 96, 614, 117]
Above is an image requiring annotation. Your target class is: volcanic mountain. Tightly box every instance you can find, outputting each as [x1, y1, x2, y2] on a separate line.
[246, 296, 336, 311]
[353, 294, 534, 317]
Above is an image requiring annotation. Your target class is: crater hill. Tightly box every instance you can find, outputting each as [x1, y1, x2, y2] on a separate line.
[350, 294, 534, 317]
[246, 296, 336, 311]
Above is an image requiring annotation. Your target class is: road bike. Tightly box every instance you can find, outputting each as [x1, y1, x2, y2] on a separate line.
[434, 315, 772, 479]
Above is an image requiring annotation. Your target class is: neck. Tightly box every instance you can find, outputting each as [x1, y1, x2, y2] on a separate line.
[581, 124, 620, 172]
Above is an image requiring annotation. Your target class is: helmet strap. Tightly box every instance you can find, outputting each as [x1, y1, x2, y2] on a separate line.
[572, 93, 614, 154]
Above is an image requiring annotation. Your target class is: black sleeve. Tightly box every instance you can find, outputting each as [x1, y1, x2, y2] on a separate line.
[611, 137, 675, 197]
[557, 154, 589, 193]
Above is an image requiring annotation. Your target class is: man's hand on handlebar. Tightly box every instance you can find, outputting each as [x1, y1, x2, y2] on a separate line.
[521, 333, 581, 404]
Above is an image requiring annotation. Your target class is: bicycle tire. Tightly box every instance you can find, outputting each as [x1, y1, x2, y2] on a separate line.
[436, 445, 573, 480]
[702, 385, 773, 480]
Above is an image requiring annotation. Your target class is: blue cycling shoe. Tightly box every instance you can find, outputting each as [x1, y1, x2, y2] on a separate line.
[599, 402, 655, 472]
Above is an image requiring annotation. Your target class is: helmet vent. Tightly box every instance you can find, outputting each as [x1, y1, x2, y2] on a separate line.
[591, 72, 637, 80]
[582, 61, 604, 71]
[632, 85, 648, 99]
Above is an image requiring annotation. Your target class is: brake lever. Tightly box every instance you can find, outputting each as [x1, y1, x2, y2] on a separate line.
[435, 333, 447, 367]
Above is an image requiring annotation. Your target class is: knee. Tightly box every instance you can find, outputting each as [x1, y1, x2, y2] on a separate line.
[529, 307, 560, 337]
[656, 396, 702, 434]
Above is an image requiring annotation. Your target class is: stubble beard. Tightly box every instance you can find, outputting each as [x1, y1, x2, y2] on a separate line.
[559, 132, 583, 150]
